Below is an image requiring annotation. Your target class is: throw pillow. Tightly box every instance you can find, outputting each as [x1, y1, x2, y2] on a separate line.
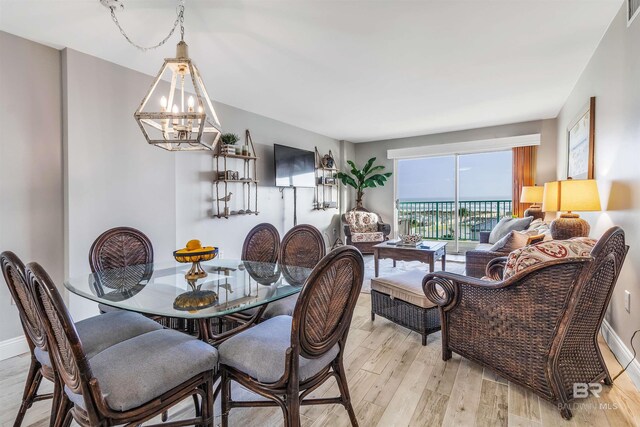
[503, 237, 597, 279]
[488, 216, 533, 244]
[489, 230, 532, 252]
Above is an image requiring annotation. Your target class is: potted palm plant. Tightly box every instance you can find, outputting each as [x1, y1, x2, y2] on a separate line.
[337, 157, 392, 209]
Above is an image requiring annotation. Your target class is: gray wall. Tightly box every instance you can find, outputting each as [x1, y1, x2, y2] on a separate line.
[0, 32, 63, 341]
[353, 119, 558, 235]
[174, 103, 342, 260]
[555, 3, 640, 348]
[62, 49, 341, 319]
[62, 49, 179, 319]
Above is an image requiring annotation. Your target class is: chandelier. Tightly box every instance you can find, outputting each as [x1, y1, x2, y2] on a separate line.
[103, 0, 222, 151]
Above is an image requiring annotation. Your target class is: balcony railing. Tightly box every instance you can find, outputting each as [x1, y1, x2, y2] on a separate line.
[397, 200, 513, 241]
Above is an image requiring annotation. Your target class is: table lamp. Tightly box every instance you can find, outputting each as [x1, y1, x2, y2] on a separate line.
[520, 185, 545, 220]
[542, 178, 601, 240]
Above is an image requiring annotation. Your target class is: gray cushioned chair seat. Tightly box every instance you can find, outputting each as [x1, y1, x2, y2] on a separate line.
[65, 329, 218, 412]
[34, 346, 50, 366]
[218, 315, 338, 384]
[35, 311, 162, 368]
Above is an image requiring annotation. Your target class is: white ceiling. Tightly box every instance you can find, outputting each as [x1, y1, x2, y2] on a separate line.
[0, 0, 622, 142]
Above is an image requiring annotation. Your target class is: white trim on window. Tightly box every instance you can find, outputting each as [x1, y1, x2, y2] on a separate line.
[386, 134, 540, 160]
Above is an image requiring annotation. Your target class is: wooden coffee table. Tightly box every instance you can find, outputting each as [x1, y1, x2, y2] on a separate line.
[373, 241, 447, 277]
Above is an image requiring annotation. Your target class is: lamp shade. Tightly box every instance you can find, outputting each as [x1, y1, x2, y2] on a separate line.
[542, 179, 601, 212]
[520, 186, 544, 204]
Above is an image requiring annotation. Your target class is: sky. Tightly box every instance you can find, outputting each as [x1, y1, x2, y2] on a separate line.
[397, 151, 512, 201]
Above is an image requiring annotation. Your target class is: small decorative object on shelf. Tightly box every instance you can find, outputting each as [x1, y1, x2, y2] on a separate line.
[221, 133, 239, 155]
[314, 147, 339, 210]
[173, 240, 219, 280]
[321, 150, 335, 169]
[214, 129, 259, 218]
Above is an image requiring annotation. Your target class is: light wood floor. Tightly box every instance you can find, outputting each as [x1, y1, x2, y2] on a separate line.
[1, 292, 639, 427]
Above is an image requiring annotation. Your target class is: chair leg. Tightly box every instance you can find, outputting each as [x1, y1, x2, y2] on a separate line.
[14, 358, 42, 427]
[49, 379, 61, 427]
[221, 369, 231, 427]
[193, 394, 201, 417]
[61, 410, 73, 427]
[53, 393, 72, 427]
[333, 359, 358, 427]
[285, 391, 301, 427]
[204, 376, 214, 427]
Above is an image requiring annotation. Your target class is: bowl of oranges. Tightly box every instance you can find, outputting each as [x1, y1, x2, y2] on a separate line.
[174, 240, 218, 280]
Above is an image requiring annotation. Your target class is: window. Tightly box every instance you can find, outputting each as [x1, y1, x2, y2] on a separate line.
[396, 150, 512, 251]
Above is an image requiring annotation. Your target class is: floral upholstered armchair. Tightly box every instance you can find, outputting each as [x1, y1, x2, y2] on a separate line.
[342, 208, 391, 254]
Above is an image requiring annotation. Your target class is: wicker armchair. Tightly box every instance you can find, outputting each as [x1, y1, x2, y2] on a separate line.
[424, 227, 628, 420]
[342, 208, 391, 254]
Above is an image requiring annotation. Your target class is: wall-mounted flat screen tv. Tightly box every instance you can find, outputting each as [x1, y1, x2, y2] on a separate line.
[274, 144, 316, 188]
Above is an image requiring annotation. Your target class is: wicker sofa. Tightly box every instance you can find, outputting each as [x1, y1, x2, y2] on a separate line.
[465, 230, 509, 278]
[342, 208, 391, 254]
[424, 227, 628, 420]
[465, 218, 552, 278]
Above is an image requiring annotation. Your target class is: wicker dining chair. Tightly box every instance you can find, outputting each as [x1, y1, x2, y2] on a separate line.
[26, 261, 218, 427]
[242, 223, 280, 263]
[0, 252, 163, 427]
[252, 224, 326, 320]
[89, 227, 190, 331]
[423, 226, 628, 420]
[219, 245, 364, 427]
[89, 227, 153, 312]
[222, 223, 282, 326]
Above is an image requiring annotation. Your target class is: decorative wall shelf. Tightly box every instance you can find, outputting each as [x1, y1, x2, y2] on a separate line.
[214, 130, 259, 219]
[314, 148, 339, 210]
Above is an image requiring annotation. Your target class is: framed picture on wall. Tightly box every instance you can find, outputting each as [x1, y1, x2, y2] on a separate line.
[566, 96, 595, 179]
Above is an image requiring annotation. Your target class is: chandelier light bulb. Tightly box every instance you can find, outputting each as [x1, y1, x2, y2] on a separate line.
[188, 96, 195, 109]
[160, 96, 168, 109]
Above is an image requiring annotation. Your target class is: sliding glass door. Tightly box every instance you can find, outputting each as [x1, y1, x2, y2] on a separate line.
[396, 150, 512, 252]
[396, 155, 456, 239]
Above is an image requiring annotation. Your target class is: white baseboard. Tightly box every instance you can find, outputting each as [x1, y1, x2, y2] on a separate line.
[0, 335, 29, 361]
[601, 320, 640, 391]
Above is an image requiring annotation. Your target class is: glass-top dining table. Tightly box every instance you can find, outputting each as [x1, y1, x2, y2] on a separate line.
[64, 258, 312, 345]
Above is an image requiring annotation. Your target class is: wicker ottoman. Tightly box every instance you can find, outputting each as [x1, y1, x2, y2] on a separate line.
[371, 270, 441, 346]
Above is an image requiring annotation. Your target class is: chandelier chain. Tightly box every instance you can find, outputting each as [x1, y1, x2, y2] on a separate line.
[109, 0, 185, 52]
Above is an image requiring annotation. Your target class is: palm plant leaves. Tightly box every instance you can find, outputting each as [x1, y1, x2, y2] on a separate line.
[336, 157, 392, 193]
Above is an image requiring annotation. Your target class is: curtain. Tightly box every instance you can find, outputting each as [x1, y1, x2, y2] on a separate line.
[512, 146, 537, 217]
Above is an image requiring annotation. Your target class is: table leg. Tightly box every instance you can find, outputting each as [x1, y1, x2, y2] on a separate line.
[374, 248, 379, 278]
[429, 256, 435, 273]
[393, 259, 397, 268]
[196, 304, 268, 346]
[441, 252, 446, 271]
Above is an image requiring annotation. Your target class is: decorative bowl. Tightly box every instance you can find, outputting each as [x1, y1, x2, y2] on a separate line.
[173, 282, 218, 312]
[399, 234, 422, 245]
[174, 240, 218, 280]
